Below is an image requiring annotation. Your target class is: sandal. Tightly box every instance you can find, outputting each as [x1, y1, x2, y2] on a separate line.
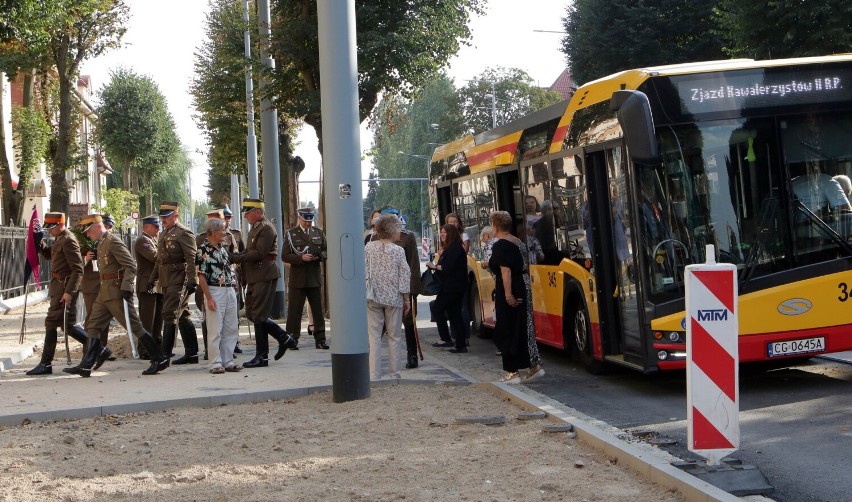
[498, 372, 521, 384]
[523, 366, 545, 382]
[432, 341, 453, 348]
[225, 364, 243, 372]
[209, 366, 225, 374]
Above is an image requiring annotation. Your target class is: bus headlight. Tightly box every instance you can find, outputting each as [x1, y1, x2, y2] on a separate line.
[669, 332, 681, 342]
[657, 350, 669, 360]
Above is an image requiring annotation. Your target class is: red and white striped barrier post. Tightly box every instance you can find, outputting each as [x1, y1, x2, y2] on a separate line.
[685, 244, 739, 465]
[421, 237, 430, 261]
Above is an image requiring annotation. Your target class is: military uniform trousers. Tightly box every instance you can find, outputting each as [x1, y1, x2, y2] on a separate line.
[85, 297, 146, 342]
[45, 280, 79, 331]
[245, 279, 276, 323]
[138, 291, 164, 344]
[161, 285, 193, 325]
[82, 292, 110, 345]
[285, 286, 325, 342]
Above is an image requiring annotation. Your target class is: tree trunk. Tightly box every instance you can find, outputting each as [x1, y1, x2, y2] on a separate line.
[143, 170, 153, 216]
[22, 72, 34, 107]
[50, 37, 74, 214]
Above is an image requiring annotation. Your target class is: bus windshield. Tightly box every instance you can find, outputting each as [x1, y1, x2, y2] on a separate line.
[639, 110, 852, 297]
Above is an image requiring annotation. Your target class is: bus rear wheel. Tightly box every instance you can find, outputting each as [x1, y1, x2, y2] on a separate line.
[570, 303, 606, 375]
[470, 281, 492, 338]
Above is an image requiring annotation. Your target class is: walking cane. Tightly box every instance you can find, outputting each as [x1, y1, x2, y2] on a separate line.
[63, 303, 71, 364]
[123, 299, 139, 359]
[412, 296, 423, 361]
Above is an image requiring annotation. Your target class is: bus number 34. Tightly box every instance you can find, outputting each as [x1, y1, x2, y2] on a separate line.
[838, 282, 851, 302]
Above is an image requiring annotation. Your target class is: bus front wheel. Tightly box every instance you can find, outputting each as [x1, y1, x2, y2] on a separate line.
[570, 303, 606, 375]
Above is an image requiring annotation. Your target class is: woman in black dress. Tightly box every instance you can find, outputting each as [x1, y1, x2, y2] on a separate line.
[427, 224, 469, 352]
[489, 211, 530, 382]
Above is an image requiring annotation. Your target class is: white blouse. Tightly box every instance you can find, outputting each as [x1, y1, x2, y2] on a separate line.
[365, 240, 410, 307]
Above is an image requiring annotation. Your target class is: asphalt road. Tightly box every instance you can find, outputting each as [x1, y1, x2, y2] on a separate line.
[422, 329, 852, 502]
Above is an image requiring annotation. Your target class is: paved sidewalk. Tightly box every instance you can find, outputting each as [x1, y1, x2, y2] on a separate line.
[0, 294, 745, 501]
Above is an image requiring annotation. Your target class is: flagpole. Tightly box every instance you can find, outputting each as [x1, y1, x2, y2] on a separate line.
[19, 279, 29, 344]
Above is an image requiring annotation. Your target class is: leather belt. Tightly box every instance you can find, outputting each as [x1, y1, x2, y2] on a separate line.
[51, 272, 69, 280]
[207, 284, 234, 288]
[264, 255, 277, 261]
[101, 272, 124, 280]
[162, 259, 186, 265]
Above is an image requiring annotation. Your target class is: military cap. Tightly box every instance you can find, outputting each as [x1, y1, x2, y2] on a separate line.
[222, 205, 233, 217]
[158, 201, 179, 217]
[101, 214, 116, 228]
[206, 209, 224, 219]
[78, 214, 103, 231]
[297, 207, 316, 221]
[241, 198, 264, 212]
[43, 212, 66, 229]
[141, 214, 160, 226]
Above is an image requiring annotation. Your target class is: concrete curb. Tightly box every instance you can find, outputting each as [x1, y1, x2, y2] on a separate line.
[483, 383, 740, 502]
[0, 289, 48, 314]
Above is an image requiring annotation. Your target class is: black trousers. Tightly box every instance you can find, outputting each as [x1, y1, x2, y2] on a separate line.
[403, 294, 418, 358]
[285, 286, 326, 342]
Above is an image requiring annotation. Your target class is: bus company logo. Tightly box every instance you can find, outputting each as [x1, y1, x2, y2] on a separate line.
[777, 298, 813, 316]
[697, 309, 728, 321]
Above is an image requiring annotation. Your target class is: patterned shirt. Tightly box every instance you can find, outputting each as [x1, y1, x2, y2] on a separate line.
[365, 240, 410, 308]
[196, 239, 234, 287]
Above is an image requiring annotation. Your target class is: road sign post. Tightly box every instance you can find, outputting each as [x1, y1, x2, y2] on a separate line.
[685, 244, 739, 465]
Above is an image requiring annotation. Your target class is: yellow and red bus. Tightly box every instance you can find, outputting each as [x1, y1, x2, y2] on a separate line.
[429, 54, 852, 373]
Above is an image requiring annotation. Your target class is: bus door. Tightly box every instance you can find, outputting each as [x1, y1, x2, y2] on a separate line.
[495, 167, 521, 220]
[585, 145, 643, 365]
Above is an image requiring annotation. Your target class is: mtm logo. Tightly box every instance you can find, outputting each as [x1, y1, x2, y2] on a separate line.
[697, 309, 728, 321]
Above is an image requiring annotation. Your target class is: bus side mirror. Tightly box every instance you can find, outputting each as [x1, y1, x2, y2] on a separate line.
[610, 90, 660, 165]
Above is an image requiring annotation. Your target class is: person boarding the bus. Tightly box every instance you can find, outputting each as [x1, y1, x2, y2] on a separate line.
[230, 198, 297, 367]
[64, 215, 170, 377]
[146, 201, 199, 364]
[25, 212, 88, 375]
[282, 207, 329, 350]
[134, 214, 163, 359]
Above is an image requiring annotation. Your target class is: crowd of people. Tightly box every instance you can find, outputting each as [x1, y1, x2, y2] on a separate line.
[26, 196, 548, 386]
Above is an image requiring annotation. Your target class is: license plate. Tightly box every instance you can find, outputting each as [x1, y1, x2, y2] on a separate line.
[767, 337, 826, 357]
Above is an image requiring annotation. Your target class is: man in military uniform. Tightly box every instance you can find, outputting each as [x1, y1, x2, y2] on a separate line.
[230, 198, 296, 368]
[78, 214, 116, 349]
[146, 201, 199, 364]
[365, 205, 422, 368]
[134, 214, 163, 359]
[25, 213, 89, 375]
[282, 207, 329, 349]
[63, 215, 169, 377]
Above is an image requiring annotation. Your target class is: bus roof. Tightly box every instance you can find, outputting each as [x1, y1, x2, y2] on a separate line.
[432, 54, 852, 168]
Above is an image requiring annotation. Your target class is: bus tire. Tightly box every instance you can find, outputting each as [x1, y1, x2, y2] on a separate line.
[567, 299, 606, 375]
[470, 280, 492, 338]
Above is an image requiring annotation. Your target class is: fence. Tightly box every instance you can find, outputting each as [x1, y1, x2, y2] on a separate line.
[0, 226, 50, 299]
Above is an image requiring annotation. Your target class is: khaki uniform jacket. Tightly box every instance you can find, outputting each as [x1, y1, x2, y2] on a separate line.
[40, 228, 84, 295]
[95, 231, 136, 301]
[134, 233, 158, 293]
[282, 224, 327, 289]
[149, 222, 197, 288]
[231, 217, 279, 284]
[77, 237, 100, 295]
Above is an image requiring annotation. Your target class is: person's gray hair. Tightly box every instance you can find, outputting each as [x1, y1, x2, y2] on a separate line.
[205, 218, 226, 235]
[833, 174, 852, 196]
[490, 210, 512, 232]
[373, 213, 401, 239]
[481, 225, 493, 238]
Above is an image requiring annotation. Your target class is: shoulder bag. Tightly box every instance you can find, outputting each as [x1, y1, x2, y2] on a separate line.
[420, 268, 441, 296]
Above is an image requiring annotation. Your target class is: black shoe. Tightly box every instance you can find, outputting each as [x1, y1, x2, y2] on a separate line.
[107, 356, 117, 361]
[274, 334, 298, 361]
[203, 351, 208, 361]
[26, 363, 52, 375]
[62, 365, 92, 378]
[315, 340, 330, 350]
[92, 347, 113, 371]
[290, 339, 300, 350]
[448, 347, 468, 353]
[233, 343, 243, 354]
[142, 356, 170, 375]
[172, 353, 199, 365]
[243, 356, 269, 368]
[405, 357, 418, 369]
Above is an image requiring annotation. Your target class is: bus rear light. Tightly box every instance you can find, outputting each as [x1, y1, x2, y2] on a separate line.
[657, 350, 668, 360]
[584, 259, 592, 269]
[654, 331, 663, 340]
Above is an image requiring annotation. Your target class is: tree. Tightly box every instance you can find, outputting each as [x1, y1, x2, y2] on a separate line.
[48, 0, 129, 213]
[458, 67, 563, 133]
[97, 67, 179, 215]
[714, 0, 852, 59]
[562, 0, 723, 86]
[268, 0, 485, 156]
[91, 187, 137, 231]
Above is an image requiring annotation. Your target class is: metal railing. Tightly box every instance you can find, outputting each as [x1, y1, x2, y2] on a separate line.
[0, 226, 50, 299]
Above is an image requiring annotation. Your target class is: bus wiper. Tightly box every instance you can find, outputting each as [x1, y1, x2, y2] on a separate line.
[795, 200, 852, 255]
[740, 197, 775, 291]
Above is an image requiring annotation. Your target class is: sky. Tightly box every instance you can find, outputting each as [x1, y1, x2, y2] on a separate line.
[81, 0, 570, 206]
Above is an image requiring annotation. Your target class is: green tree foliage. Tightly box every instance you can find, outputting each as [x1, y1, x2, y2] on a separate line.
[458, 67, 563, 134]
[91, 187, 138, 231]
[714, 0, 852, 59]
[148, 146, 192, 213]
[562, 0, 723, 86]
[269, 0, 485, 155]
[11, 105, 51, 204]
[368, 75, 464, 235]
[97, 67, 180, 215]
[47, 0, 130, 213]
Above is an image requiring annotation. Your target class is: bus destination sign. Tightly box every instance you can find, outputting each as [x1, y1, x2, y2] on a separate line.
[675, 67, 852, 116]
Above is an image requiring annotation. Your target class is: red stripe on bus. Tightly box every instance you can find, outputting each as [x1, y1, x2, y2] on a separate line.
[551, 123, 569, 146]
[532, 310, 604, 360]
[467, 142, 518, 166]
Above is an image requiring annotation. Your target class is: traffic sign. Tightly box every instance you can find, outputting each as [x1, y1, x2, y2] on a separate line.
[399, 214, 407, 226]
[131, 211, 139, 220]
[685, 245, 739, 465]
